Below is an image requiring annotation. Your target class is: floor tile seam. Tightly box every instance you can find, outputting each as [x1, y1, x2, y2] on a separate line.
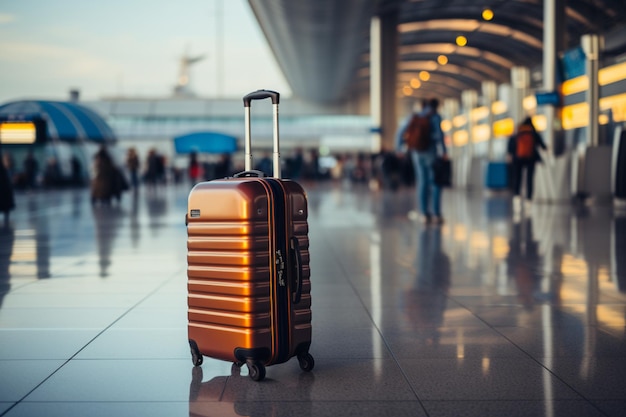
[340, 269, 431, 413]
[13, 399, 428, 404]
[451, 297, 610, 415]
[3, 274, 185, 299]
[193, 399, 427, 403]
[2, 277, 178, 415]
[419, 399, 609, 403]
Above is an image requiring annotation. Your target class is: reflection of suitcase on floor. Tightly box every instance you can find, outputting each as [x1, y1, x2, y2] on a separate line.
[186, 90, 314, 381]
[485, 161, 509, 189]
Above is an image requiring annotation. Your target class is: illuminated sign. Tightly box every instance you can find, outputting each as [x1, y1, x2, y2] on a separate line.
[0, 122, 37, 144]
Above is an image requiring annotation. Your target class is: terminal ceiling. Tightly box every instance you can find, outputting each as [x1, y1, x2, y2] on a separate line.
[248, 0, 626, 104]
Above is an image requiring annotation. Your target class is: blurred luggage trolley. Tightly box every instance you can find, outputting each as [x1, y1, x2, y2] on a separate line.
[186, 90, 314, 381]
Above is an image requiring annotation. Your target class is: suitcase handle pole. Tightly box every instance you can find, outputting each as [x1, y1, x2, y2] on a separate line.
[243, 90, 281, 178]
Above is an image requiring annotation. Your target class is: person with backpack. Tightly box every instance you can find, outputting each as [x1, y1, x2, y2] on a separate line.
[507, 117, 547, 210]
[397, 98, 448, 224]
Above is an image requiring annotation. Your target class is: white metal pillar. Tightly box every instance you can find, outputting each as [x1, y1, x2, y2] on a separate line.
[461, 90, 478, 189]
[542, 0, 566, 152]
[482, 81, 497, 160]
[443, 98, 459, 154]
[370, 11, 398, 153]
[511, 67, 530, 126]
[582, 34, 603, 147]
[462, 90, 478, 157]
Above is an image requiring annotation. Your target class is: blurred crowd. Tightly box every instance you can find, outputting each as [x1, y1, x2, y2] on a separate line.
[0, 144, 418, 198]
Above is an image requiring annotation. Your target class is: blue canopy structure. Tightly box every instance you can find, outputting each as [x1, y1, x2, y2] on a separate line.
[0, 100, 116, 143]
[174, 131, 238, 154]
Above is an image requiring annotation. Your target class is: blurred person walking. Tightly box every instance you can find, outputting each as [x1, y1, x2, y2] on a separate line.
[0, 146, 15, 225]
[398, 98, 448, 224]
[507, 117, 547, 211]
[144, 148, 161, 188]
[2, 152, 15, 185]
[214, 153, 232, 179]
[126, 147, 140, 190]
[188, 151, 201, 184]
[22, 151, 39, 189]
[91, 145, 127, 204]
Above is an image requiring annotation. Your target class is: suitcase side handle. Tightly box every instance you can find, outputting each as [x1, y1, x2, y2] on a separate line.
[290, 237, 303, 304]
[243, 90, 281, 178]
[243, 89, 280, 107]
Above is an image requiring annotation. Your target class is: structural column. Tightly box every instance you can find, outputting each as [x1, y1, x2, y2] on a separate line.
[462, 89, 478, 157]
[370, 10, 398, 153]
[542, 0, 566, 152]
[482, 81, 497, 160]
[460, 89, 478, 189]
[443, 98, 459, 155]
[511, 66, 530, 125]
[582, 34, 603, 147]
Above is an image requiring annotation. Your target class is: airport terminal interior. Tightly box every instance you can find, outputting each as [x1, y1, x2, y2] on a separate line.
[0, 179, 625, 417]
[1, 1, 626, 416]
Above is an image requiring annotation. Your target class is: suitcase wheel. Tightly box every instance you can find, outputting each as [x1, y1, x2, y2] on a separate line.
[189, 340, 203, 366]
[246, 360, 266, 382]
[297, 352, 315, 372]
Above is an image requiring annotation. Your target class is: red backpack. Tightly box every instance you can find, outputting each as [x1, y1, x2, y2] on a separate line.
[516, 125, 535, 158]
[404, 114, 431, 151]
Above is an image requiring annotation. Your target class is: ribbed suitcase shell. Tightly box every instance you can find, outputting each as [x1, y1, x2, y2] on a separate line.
[187, 176, 312, 374]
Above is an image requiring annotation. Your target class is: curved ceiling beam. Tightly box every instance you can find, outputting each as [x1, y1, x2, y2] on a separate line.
[399, 2, 544, 33]
[399, 31, 542, 66]
[398, 55, 509, 81]
[399, 62, 506, 86]
[351, 75, 463, 100]
[398, 43, 516, 71]
[398, 19, 543, 50]
[359, 56, 501, 88]
[401, 84, 462, 100]
[398, 73, 472, 97]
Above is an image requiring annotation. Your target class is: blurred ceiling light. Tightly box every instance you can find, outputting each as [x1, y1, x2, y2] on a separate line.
[599, 114, 609, 125]
[491, 100, 508, 115]
[453, 114, 467, 128]
[453, 130, 469, 146]
[402, 85, 414, 96]
[532, 114, 547, 131]
[437, 55, 448, 65]
[523, 94, 537, 111]
[441, 119, 452, 132]
[493, 118, 515, 137]
[410, 78, 421, 89]
[472, 124, 491, 143]
[419, 71, 430, 81]
[482, 8, 494, 21]
[456, 35, 468, 47]
[471, 106, 489, 122]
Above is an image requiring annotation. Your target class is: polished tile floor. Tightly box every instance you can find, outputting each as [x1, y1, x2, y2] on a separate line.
[1, 181, 625, 417]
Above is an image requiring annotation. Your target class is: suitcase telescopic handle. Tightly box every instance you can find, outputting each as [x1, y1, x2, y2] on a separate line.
[290, 237, 303, 304]
[243, 90, 280, 106]
[242, 89, 281, 178]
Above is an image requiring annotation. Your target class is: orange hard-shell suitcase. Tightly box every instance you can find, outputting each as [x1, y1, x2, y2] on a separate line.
[187, 90, 313, 381]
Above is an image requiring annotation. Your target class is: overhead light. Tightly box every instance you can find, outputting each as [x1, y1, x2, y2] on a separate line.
[402, 85, 413, 96]
[410, 78, 421, 89]
[456, 35, 468, 47]
[482, 8, 494, 21]
[419, 71, 430, 81]
[437, 55, 448, 65]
